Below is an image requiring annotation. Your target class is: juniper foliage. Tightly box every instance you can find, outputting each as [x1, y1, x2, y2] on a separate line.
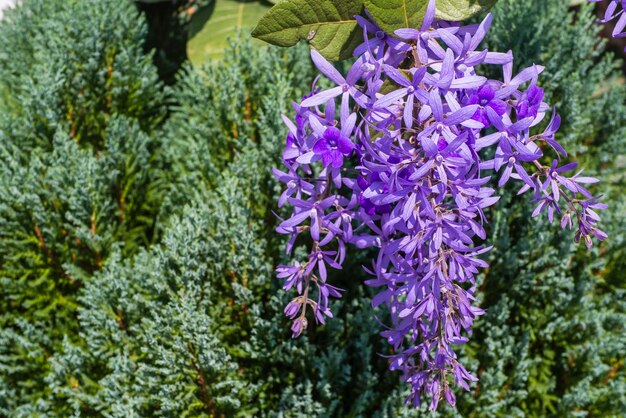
[0, 0, 165, 414]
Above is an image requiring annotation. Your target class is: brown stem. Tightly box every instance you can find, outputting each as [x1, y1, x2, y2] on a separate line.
[188, 341, 219, 416]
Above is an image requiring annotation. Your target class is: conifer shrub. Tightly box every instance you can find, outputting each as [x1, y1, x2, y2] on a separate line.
[0, 0, 165, 414]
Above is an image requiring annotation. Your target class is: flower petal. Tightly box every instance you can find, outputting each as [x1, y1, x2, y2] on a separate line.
[301, 86, 343, 107]
[310, 49, 345, 85]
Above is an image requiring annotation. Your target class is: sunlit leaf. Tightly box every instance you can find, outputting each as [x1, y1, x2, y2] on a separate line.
[251, 0, 364, 61]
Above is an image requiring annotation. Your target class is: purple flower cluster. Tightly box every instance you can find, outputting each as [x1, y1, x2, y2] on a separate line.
[274, 0, 606, 409]
[589, 0, 626, 48]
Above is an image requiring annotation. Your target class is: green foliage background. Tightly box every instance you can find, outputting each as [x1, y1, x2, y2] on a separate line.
[0, 0, 623, 417]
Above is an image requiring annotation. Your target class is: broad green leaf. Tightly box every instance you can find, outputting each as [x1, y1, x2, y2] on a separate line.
[251, 0, 365, 61]
[364, 0, 429, 34]
[435, 0, 497, 21]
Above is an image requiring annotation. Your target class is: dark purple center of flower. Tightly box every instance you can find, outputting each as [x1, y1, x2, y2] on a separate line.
[376, 30, 386, 40]
[328, 138, 337, 147]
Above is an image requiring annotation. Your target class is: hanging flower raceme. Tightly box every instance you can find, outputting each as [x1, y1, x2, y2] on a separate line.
[589, 0, 626, 49]
[274, 0, 606, 409]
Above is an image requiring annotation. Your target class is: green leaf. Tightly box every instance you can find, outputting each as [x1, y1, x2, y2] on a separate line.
[363, 0, 429, 34]
[435, 0, 497, 21]
[251, 0, 364, 61]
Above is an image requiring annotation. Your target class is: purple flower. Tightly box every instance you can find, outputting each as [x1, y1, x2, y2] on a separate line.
[375, 66, 428, 127]
[393, 0, 438, 64]
[290, 317, 307, 338]
[589, 0, 626, 49]
[274, 4, 607, 410]
[312, 126, 353, 167]
[354, 12, 410, 59]
[467, 83, 506, 127]
[301, 50, 367, 120]
[516, 83, 545, 119]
